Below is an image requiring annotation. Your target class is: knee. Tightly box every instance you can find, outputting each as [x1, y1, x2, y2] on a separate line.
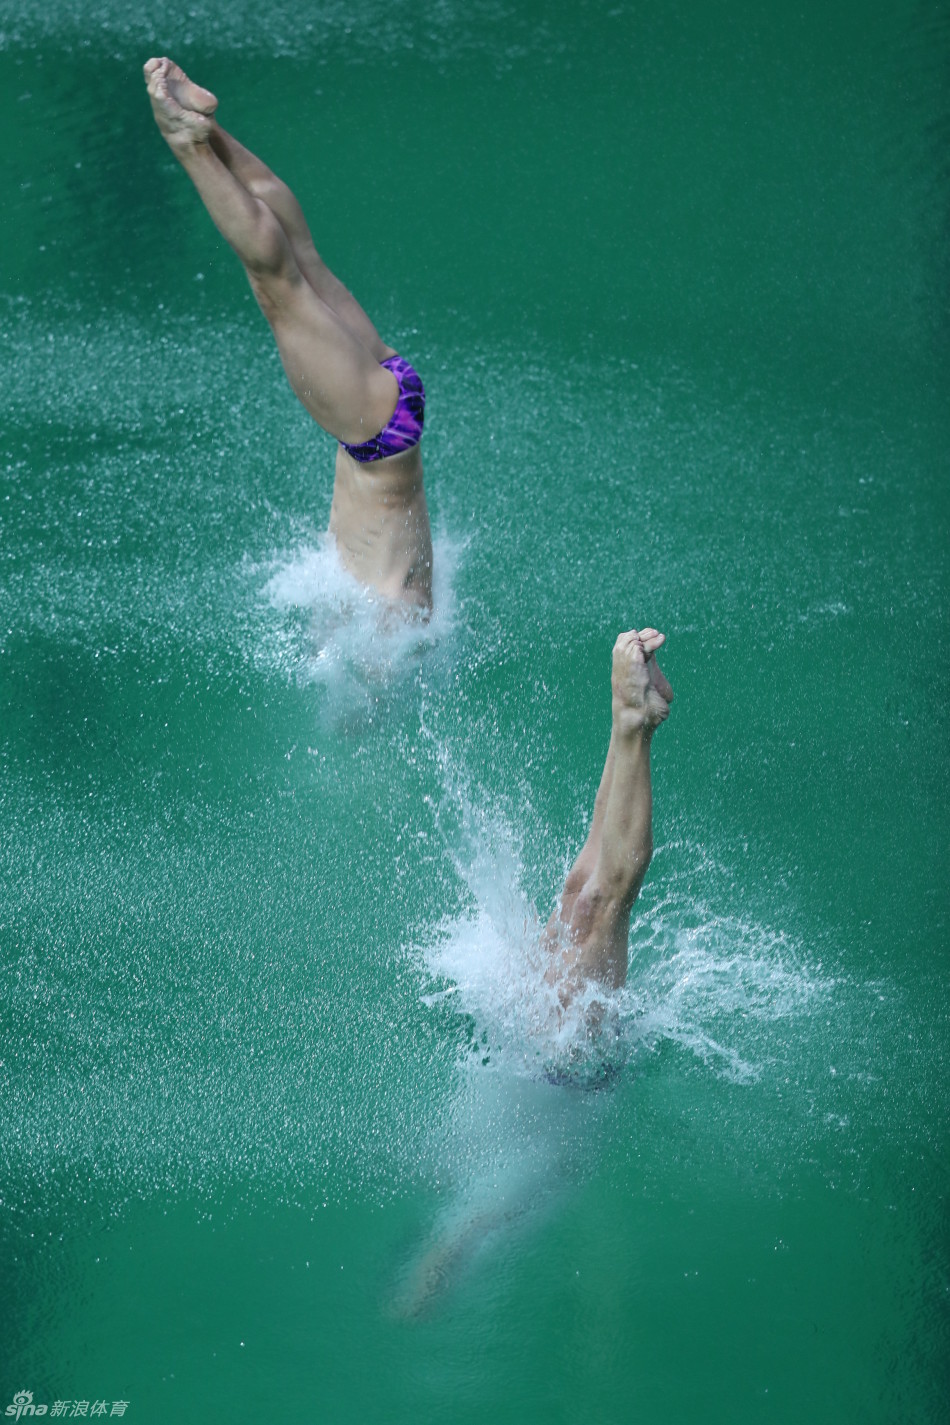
[562, 862, 591, 900]
[245, 235, 304, 320]
[568, 883, 611, 941]
[246, 172, 292, 213]
[244, 203, 293, 278]
[586, 841, 652, 915]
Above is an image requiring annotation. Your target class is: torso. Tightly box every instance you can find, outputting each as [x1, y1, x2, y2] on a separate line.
[328, 442, 433, 611]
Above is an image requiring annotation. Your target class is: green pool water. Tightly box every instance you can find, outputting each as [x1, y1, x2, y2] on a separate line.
[1, 2, 947, 1421]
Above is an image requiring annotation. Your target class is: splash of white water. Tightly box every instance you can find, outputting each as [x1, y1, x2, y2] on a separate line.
[249, 530, 464, 723]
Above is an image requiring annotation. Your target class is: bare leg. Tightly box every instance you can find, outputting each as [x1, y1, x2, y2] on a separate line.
[206, 125, 393, 360]
[545, 629, 673, 997]
[143, 57, 398, 446]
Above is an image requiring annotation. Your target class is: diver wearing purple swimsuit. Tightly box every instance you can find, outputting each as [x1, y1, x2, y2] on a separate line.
[144, 58, 433, 607]
[339, 354, 425, 463]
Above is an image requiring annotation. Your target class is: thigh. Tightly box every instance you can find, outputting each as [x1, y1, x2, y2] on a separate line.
[249, 268, 398, 445]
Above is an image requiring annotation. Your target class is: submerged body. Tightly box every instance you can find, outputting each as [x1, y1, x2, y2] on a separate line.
[399, 630, 672, 1314]
[144, 57, 432, 610]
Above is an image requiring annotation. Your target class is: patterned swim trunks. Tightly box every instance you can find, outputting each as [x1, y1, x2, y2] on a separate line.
[339, 353, 425, 463]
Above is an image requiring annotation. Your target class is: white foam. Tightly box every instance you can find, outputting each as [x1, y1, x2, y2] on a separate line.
[411, 763, 830, 1090]
[246, 531, 463, 723]
[388, 777, 840, 1305]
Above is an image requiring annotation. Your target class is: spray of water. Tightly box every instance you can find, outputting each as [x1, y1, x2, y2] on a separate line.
[0, 299, 894, 1290]
[249, 531, 463, 727]
[390, 747, 834, 1312]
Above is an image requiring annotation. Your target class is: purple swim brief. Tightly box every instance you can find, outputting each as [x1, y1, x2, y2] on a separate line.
[339, 354, 425, 463]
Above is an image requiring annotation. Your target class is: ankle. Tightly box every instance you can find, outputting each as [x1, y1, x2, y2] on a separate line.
[611, 699, 653, 740]
[168, 130, 214, 168]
